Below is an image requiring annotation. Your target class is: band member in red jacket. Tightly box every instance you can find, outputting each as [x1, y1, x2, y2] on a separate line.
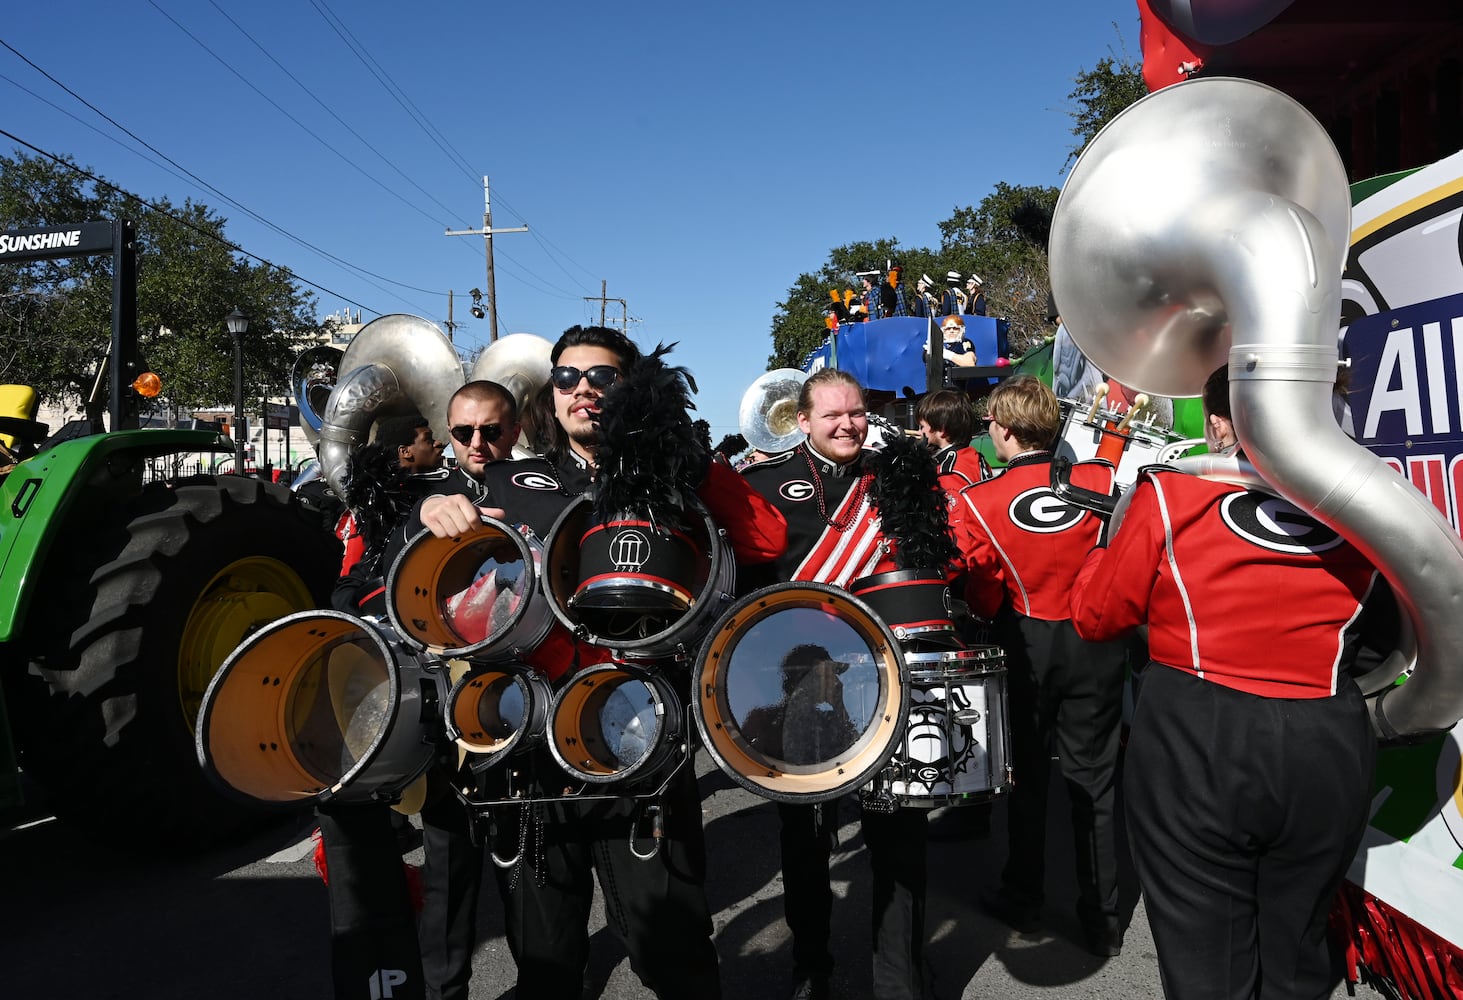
[950, 375, 1128, 957]
[1069, 366, 1389, 999]
[915, 389, 990, 491]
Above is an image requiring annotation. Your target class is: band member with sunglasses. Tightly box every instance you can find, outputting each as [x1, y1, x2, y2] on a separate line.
[387, 325, 786, 1000]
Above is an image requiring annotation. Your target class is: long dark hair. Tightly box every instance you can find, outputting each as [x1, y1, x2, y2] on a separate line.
[536, 325, 642, 466]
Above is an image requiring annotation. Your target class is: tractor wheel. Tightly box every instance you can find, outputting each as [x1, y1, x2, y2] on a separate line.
[8, 475, 341, 849]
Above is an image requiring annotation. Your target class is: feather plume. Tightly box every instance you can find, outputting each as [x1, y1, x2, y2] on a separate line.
[592, 342, 707, 530]
[865, 433, 957, 572]
[342, 443, 414, 545]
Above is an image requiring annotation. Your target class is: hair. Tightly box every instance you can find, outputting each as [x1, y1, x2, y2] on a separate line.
[940, 314, 966, 332]
[915, 390, 977, 444]
[986, 375, 1060, 450]
[537, 325, 642, 465]
[797, 368, 865, 415]
[449, 379, 518, 424]
[374, 414, 428, 453]
[1201, 366, 1231, 420]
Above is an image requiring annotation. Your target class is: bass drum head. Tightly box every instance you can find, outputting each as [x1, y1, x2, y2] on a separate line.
[386, 517, 548, 660]
[693, 582, 908, 804]
[543, 496, 732, 659]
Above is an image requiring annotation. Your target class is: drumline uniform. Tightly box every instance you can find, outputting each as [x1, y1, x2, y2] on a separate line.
[931, 441, 990, 492]
[385, 453, 784, 1000]
[950, 451, 1127, 949]
[1069, 469, 1385, 1000]
[740, 442, 929, 1000]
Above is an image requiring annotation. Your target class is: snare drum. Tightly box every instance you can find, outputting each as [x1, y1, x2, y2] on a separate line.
[885, 646, 1009, 807]
[1056, 396, 1178, 489]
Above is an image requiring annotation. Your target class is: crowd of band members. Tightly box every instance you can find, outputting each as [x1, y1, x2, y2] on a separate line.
[317, 327, 1383, 1000]
[828, 266, 987, 329]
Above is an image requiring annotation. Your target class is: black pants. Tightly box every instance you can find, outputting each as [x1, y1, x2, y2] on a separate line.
[997, 613, 1126, 925]
[491, 762, 721, 999]
[316, 802, 426, 1000]
[1125, 665, 1375, 1000]
[777, 800, 928, 1000]
[418, 788, 485, 1000]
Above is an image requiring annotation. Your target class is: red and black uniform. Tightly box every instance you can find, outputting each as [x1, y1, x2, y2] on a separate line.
[387, 450, 784, 1000]
[740, 442, 927, 1000]
[952, 451, 1127, 948]
[931, 441, 990, 493]
[1070, 468, 1385, 1000]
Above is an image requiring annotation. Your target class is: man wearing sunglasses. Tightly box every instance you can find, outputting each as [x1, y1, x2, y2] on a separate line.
[388, 325, 783, 1000]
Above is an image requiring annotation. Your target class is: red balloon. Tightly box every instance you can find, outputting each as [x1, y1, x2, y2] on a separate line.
[995, 357, 1011, 367]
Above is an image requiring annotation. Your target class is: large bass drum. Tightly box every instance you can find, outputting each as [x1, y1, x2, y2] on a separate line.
[692, 582, 909, 804]
[879, 646, 1010, 807]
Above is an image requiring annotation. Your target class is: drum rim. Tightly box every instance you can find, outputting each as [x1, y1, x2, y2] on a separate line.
[546, 662, 685, 785]
[691, 581, 909, 805]
[445, 662, 551, 760]
[385, 517, 548, 659]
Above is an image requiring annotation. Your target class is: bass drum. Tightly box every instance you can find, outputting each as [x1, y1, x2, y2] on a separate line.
[542, 496, 735, 660]
[883, 647, 1010, 807]
[693, 582, 909, 805]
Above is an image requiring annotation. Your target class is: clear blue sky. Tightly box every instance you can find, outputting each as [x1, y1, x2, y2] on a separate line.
[1, 1, 1141, 440]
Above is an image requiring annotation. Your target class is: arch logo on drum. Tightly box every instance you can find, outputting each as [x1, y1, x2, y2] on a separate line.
[1007, 487, 1084, 534]
[608, 529, 652, 572]
[1220, 492, 1344, 554]
[780, 480, 815, 502]
[511, 471, 560, 491]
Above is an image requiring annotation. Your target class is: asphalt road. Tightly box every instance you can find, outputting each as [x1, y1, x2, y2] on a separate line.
[0, 756, 1382, 1000]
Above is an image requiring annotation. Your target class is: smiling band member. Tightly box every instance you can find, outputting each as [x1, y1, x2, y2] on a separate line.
[738, 368, 931, 1000]
[949, 375, 1129, 957]
[388, 325, 786, 1000]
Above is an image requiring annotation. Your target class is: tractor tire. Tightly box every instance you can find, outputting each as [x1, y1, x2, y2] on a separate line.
[7, 475, 341, 850]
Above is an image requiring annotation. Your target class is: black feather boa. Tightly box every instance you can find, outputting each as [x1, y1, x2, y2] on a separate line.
[342, 442, 415, 550]
[865, 432, 958, 573]
[592, 342, 708, 530]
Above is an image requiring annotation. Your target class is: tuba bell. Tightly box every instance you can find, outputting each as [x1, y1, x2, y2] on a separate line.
[1050, 76, 1463, 739]
[291, 344, 344, 452]
[317, 314, 465, 499]
[739, 368, 809, 455]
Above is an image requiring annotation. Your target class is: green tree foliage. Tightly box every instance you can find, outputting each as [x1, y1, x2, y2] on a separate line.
[1065, 47, 1148, 169]
[0, 150, 323, 416]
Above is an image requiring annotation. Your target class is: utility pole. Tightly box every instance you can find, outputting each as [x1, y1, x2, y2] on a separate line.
[445, 176, 528, 343]
[445, 289, 457, 342]
[583, 280, 629, 333]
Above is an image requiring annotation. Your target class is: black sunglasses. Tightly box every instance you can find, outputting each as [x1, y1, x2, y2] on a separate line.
[449, 423, 504, 446]
[550, 364, 620, 391]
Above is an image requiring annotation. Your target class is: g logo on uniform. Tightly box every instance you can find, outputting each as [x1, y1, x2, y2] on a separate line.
[1007, 487, 1085, 534]
[1220, 492, 1345, 554]
[512, 471, 560, 491]
[781, 480, 815, 502]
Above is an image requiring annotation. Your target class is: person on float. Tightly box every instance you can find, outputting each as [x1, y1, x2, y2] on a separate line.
[881, 263, 909, 317]
[963, 274, 987, 316]
[1068, 365, 1392, 999]
[389, 325, 786, 1000]
[739, 367, 944, 1000]
[924, 314, 979, 369]
[950, 375, 1128, 957]
[939, 270, 967, 317]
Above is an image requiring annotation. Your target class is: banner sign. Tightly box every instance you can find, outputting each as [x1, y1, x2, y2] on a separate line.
[0, 222, 113, 262]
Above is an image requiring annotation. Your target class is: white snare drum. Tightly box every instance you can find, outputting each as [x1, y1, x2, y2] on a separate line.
[1055, 397, 1179, 490]
[885, 646, 1009, 807]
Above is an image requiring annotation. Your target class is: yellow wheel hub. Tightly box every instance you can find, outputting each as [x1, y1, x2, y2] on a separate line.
[178, 557, 316, 731]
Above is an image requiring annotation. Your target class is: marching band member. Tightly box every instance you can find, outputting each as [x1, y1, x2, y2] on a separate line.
[740, 368, 944, 1000]
[950, 375, 1128, 957]
[389, 326, 785, 1000]
[1068, 366, 1392, 999]
[915, 389, 990, 490]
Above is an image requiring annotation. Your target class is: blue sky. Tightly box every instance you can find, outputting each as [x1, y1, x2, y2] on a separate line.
[1, 1, 1141, 441]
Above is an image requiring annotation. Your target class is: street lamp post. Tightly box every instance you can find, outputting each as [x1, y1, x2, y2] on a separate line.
[226, 308, 249, 476]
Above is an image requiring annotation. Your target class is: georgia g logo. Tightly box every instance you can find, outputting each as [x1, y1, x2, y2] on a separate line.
[511, 471, 560, 491]
[780, 480, 815, 502]
[1220, 492, 1344, 554]
[1007, 487, 1084, 534]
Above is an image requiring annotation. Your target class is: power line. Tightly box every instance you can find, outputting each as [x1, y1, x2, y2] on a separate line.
[0, 37, 442, 307]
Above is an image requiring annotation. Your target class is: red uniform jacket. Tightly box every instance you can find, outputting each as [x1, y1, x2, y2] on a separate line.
[1069, 468, 1385, 699]
[953, 452, 1113, 621]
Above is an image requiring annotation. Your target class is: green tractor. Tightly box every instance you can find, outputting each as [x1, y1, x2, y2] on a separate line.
[0, 221, 340, 847]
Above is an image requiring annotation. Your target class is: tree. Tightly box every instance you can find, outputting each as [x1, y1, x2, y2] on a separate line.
[0, 150, 323, 416]
[1065, 44, 1148, 169]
